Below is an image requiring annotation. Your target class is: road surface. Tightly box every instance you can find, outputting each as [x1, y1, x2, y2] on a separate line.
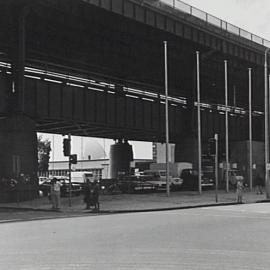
[1, 203, 270, 269]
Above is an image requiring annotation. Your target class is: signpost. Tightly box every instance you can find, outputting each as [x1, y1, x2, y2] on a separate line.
[63, 134, 78, 207]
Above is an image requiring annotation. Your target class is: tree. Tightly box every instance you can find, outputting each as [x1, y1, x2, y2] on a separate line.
[37, 135, 51, 172]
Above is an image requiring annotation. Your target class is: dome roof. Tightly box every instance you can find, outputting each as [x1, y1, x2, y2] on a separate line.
[82, 139, 107, 160]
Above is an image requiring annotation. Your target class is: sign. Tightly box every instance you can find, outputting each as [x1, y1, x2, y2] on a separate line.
[266, 163, 270, 171]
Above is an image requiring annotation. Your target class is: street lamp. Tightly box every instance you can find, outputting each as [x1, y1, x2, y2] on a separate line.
[264, 47, 270, 199]
[224, 60, 229, 193]
[164, 41, 170, 197]
[196, 51, 202, 194]
[248, 68, 253, 191]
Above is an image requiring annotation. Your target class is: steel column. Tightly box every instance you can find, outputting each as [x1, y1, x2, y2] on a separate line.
[224, 60, 229, 192]
[264, 48, 270, 199]
[196, 51, 202, 194]
[248, 68, 253, 190]
[164, 41, 170, 197]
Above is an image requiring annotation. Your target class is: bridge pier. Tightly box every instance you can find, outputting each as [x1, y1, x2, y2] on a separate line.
[174, 137, 199, 167]
[0, 115, 38, 202]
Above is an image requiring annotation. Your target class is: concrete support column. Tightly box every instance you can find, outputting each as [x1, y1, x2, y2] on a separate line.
[9, 2, 31, 114]
[174, 137, 198, 167]
[175, 60, 198, 166]
[0, 115, 38, 201]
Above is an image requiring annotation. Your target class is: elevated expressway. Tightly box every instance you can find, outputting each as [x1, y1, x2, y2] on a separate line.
[0, 0, 268, 189]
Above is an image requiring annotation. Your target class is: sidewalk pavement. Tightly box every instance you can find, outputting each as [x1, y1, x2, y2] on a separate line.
[0, 189, 268, 216]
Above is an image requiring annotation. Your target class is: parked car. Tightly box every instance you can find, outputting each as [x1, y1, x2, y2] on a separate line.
[39, 177, 82, 197]
[141, 170, 183, 191]
[99, 178, 121, 195]
[170, 177, 184, 191]
[118, 176, 156, 194]
[180, 169, 214, 191]
[38, 176, 48, 185]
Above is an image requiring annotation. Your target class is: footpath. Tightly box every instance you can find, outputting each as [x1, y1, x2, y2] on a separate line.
[0, 189, 268, 222]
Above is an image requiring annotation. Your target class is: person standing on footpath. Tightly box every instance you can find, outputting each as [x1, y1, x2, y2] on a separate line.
[83, 179, 100, 211]
[92, 180, 100, 211]
[83, 179, 92, 210]
[50, 178, 61, 210]
[236, 178, 244, 204]
[254, 173, 264, 194]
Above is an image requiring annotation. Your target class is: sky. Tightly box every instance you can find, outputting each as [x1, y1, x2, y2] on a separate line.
[41, 0, 270, 161]
[168, 0, 270, 40]
[39, 133, 153, 161]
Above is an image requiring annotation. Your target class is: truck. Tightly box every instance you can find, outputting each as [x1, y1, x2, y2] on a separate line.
[144, 162, 193, 190]
[70, 171, 94, 185]
[150, 162, 192, 178]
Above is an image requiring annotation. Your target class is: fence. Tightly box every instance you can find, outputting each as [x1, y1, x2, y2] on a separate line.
[160, 0, 270, 48]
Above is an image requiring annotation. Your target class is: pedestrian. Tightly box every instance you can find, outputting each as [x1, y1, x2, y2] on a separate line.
[83, 179, 92, 210]
[50, 178, 61, 210]
[254, 173, 264, 194]
[84, 179, 100, 211]
[236, 178, 244, 204]
[92, 180, 100, 211]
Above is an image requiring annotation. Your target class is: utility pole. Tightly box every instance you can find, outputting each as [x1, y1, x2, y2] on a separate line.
[68, 134, 72, 207]
[196, 51, 202, 194]
[264, 48, 270, 199]
[224, 60, 229, 192]
[164, 41, 170, 197]
[215, 134, 219, 203]
[248, 68, 253, 191]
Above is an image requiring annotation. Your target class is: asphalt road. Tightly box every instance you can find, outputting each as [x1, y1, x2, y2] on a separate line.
[1, 203, 270, 270]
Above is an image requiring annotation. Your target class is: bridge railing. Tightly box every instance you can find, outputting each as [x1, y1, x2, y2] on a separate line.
[161, 0, 270, 48]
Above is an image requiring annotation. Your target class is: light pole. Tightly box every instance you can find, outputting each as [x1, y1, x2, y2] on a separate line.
[196, 51, 202, 194]
[164, 41, 170, 197]
[68, 133, 72, 207]
[264, 47, 270, 199]
[248, 68, 253, 191]
[214, 134, 219, 203]
[224, 60, 229, 192]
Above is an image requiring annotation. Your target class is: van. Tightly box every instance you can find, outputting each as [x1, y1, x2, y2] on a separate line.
[70, 171, 94, 185]
[142, 170, 167, 190]
[142, 169, 183, 190]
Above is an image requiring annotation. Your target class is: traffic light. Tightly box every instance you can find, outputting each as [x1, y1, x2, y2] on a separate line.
[70, 154, 77, 164]
[63, 138, 71, 156]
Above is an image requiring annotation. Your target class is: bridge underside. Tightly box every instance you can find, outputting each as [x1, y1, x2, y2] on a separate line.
[0, 0, 267, 199]
[0, 0, 266, 142]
